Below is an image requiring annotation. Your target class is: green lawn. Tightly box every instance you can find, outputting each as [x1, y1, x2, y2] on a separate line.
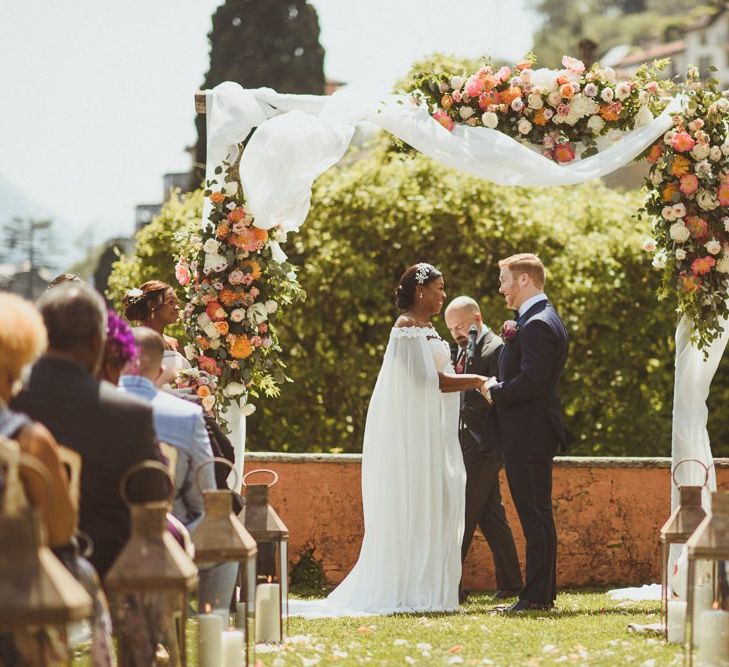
[73, 590, 683, 666]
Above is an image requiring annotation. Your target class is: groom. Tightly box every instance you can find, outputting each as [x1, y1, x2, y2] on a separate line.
[479, 253, 569, 612]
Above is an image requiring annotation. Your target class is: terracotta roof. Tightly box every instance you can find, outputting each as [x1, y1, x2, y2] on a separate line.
[615, 40, 686, 67]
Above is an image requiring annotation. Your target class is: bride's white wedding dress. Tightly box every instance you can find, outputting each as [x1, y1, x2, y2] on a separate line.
[290, 326, 466, 617]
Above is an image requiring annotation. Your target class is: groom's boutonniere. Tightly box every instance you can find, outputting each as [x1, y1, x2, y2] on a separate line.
[500, 320, 519, 343]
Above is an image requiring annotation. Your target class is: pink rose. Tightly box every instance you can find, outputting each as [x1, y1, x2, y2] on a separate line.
[452, 90, 462, 103]
[251, 335, 263, 347]
[175, 262, 190, 286]
[496, 66, 512, 82]
[672, 131, 696, 153]
[250, 287, 260, 298]
[433, 109, 455, 131]
[197, 355, 222, 376]
[562, 56, 585, 74]
[229, 269, 246, 285]
[679, 174, 699, 195]
[465, 76, 485, 98]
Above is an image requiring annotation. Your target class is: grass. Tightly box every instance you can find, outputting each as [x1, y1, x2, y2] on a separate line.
[72, 589, 684, 666]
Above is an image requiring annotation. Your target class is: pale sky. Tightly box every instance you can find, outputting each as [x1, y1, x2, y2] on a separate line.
[0, 1, 538, 265]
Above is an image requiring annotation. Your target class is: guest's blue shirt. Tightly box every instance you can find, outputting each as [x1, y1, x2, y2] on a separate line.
[119, 375, 215, 530]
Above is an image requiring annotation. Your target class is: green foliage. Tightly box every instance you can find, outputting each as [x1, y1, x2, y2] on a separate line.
[244, 139, 696, 457]
[193, 0, 326, 183]
[530, 0, 722, 68]
[107, 190, 202, 316]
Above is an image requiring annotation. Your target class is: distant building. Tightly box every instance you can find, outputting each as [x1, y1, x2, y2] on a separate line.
[134, 203, 162, 232]
[612, 4, 729, 88]
[0, 262, 52, 299]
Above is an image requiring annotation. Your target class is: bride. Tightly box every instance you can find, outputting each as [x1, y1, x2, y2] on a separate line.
[294, 263, 489, 616]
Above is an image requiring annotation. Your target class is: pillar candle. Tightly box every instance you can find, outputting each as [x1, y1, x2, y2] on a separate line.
[198, 612, 223, 667]
[693, 583, 715, 647]
[255, 583, 281, 643]
[696, 609, 729, 666]
[667, 600, 687, 644]
[214, 607, 231, 628]
[222, 629, 245, 667]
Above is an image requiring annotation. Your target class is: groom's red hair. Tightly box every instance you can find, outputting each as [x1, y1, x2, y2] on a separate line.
[498, 253, 545, 289]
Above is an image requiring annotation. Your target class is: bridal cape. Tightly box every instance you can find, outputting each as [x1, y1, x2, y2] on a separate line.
[289, 326, 466, 617]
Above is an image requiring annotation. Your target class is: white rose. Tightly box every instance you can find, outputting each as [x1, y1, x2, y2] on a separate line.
[517, 118, 532, 135]
[527, 93, 543, 109]
[676, 248, 687, 261]
[716, 254, 729, 273]
[223, 381, 246, 398]
[223, 181, 239, 196]
[697, 189, 719, 211]
[691, 143, 710, 161]
[547, 90, 562, 107]
[695, 160, 713, 179]
[710, 146, 723, 162]
[203, 238, 220, 254]
[664, 130, 676, 145]
[240, 403, 256, 417]
[650, 170, 664, 187]
[662, 206, 676, 221]
[530, 68, 559, 91]
[247, 303, 269, 325]
[201, 395, 216, 413]
[652, 252, 667, 269]
[184, 344, 196, 361]
[672, 203, 686, 218]
[265, 300, 278, 314]
[209, 338, 221, 350]
[203, 252, 228, 273]
[670, 222, 690, 243]
[203, 322, 220, 339]
[587, 114, 604, 134]
[459, 106, 474, 120]
[706, 239, 722, 255]
[197, 312, 211, 328]
[603, 67, 617, 84]
[717, 97, 729, 112]
[481, 112, 498, 129]
[230, 308, 246, 322]
[634, 106, 654, 128]
[615, 82, 631, 101]
[450, 75, 464, 90]
[600, 87, 615, 102]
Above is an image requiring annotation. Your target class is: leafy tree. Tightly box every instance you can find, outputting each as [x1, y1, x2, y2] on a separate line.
[193, 0, 326, 184]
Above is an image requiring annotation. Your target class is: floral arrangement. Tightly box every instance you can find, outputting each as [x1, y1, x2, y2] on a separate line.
[500, 320, 519, 344]
[642, 66, 729, 349]
[411, 53, 669, 164]
[175, 164, 305, 420]
[170, 367, 219, 416]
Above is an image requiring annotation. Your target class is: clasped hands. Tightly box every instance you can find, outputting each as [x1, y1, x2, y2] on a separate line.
[476, 376, 498, 405]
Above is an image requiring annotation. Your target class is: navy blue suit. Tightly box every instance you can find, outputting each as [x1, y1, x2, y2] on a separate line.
[483, 297, 568, 605]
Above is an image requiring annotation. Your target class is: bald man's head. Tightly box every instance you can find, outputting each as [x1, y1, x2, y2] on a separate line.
[131, 326, 165, 379]
[444, 296, 483, 348]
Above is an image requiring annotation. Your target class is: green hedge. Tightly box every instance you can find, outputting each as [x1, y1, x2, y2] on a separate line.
[108, 143, 729, 457]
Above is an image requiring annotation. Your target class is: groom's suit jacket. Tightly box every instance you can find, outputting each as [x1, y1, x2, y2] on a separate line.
[483, 299, 569, 456]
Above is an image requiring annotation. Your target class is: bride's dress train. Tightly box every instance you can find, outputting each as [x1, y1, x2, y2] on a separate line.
[289, 326, 466, 617]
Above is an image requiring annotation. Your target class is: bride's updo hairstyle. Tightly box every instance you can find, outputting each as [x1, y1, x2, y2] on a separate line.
[122, 280, 173, 322]
[394, 263, 442, 310]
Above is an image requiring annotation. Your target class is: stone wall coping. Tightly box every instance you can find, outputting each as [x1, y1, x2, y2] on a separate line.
[246, 452, 729, 469]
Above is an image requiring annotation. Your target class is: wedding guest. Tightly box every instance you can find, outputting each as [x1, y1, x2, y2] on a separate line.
[11, 282, 164, 579]
[0, 293, 75, 547]
[98, 310, 138, 385]
[445, 296, 522, 602]
[118, 327, 235, 611]
[122, 280, 190, 385]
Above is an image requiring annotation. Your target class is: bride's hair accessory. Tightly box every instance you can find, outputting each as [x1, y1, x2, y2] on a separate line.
[125, 288, 144, 301]
[415, 263, 435, 285]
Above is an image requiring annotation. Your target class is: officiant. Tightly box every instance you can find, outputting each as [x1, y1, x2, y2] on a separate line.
[445, 296, 522, 602]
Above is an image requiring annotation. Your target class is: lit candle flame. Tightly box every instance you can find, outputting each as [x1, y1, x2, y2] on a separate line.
[204, 603, 211, 613]
[267, 575, 273, 583]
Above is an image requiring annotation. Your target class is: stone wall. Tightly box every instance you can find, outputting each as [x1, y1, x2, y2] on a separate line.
[244, 454, 729, 590]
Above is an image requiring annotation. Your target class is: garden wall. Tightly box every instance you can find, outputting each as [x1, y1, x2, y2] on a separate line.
[244, 454, 729, 590]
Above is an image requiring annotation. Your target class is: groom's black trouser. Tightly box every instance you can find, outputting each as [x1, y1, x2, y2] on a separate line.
[460, 440, 522, 592]
[503, 451, 557, 604]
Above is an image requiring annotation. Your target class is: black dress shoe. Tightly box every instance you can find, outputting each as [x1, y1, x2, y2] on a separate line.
[504, 599, 554, 613]
[458, 589, 470, 604]
[493, 588, 521, 600]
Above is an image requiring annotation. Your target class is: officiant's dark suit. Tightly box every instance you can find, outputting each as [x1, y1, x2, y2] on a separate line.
[484, 295, 569, 608]
[446, 298, 522, 600]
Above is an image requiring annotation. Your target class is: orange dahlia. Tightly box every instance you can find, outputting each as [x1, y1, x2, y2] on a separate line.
[219, 289, 242, 307]
[670, 156, 690, 177]
[230, 335, 254, 359]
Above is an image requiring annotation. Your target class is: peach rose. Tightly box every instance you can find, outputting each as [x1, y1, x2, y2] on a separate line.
[433, 110, 454, 131]
[718, 182, 729, 206]
[679, 174, 699, 196]
[553, 143, 576, 164]
[686, 216, 709, 239]
[196, 385, 211, 398]
[210, 192, 225, 204]
[646, 144, 662, 164]
[175, 262, 190, 286]
[227, 208, 246, 224]
[671, 131, 696, 153]
[691, 255, 716, 276]
[214, 321, 229, 336]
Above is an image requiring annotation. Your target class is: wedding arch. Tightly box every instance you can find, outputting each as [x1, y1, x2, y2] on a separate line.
[181, 55, 729, 505]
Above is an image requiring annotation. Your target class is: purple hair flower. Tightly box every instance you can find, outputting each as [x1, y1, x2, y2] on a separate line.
[105, 309, 138, 366]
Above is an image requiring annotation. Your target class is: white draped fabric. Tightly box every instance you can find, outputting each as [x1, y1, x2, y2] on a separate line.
[289, 327, 465, 617]
[203, 80, 718, 535]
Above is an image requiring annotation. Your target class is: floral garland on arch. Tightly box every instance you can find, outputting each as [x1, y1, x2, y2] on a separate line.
[413, 55, 729, 350]
[175, 165, 305, 423]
